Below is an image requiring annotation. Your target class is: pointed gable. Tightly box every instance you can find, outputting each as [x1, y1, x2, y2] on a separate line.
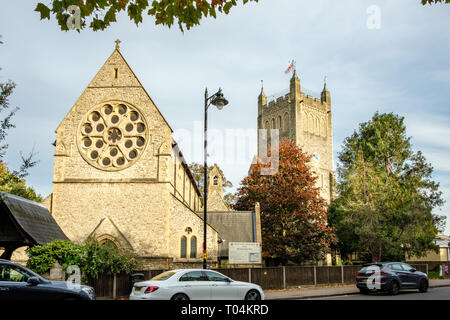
[88, 49, 143, 88]
[56, 45, 172, 133]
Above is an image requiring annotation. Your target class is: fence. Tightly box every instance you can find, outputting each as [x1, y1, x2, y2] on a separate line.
[88, 264, 428, 299]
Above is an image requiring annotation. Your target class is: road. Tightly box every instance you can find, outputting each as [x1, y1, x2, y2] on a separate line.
[310, 286, 450, 300]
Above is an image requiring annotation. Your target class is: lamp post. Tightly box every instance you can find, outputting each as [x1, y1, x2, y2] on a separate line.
[203, 88, 228, 269]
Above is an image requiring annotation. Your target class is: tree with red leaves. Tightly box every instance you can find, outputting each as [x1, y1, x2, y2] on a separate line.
[234, 140, 336, 265]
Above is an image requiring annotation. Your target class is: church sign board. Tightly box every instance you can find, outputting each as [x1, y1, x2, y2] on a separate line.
[228, 242, 261, 264]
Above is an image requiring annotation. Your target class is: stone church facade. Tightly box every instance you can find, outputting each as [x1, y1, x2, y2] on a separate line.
[42, 44, 219, 269]
[257, 70, 334, 203]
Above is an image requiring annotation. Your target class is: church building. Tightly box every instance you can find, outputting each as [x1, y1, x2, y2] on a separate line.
[42, 42, 223, 269]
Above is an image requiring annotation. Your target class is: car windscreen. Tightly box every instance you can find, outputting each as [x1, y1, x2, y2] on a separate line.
[150, 271, 176, 281]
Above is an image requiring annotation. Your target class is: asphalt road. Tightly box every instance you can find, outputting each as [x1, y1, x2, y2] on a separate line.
[310, 286, 450, 300]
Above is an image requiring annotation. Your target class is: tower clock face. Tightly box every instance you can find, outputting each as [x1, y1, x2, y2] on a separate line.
[312, 152, 320, 163]
[77, 101, 148, 171]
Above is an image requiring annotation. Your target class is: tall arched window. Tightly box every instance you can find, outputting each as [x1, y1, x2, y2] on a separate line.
[180, 236, 187, 258]
[190, 236, 197, 258]
[277, 116, 282, 131]
[271, 118, 275, 129]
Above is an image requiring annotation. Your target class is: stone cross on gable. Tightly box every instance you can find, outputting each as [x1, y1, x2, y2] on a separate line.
[115, 39, 121, 50]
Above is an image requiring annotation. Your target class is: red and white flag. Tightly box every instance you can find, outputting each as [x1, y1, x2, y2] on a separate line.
[284, 60, 294, 74]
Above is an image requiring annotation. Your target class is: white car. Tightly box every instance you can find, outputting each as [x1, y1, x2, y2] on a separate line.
[129, 269, 264, 300]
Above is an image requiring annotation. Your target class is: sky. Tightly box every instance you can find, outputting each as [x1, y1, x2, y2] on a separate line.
[0, 0, 450, 235]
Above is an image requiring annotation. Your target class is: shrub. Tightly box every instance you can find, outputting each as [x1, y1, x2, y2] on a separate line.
[26, 238, 139, 279]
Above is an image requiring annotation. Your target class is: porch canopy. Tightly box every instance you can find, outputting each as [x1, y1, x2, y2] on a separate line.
[0, 192, 68, 260]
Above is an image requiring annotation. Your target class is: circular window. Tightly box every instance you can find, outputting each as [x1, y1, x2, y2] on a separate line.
[77, 101, 148, 171]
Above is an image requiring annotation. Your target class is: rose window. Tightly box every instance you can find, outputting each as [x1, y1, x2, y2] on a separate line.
[77, 101, 148, 171]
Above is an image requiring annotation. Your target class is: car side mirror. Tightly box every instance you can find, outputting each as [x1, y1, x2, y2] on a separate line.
[410, 268, 416, 272]
[27, 277, 40, 286]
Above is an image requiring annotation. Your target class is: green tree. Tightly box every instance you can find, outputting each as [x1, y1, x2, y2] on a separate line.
[329, 112, 445, 263]
[234, 140, 336, 265]
[188, 162, 235, 207]
[0, 163, 42, 202]
[34, 0, 259, 32]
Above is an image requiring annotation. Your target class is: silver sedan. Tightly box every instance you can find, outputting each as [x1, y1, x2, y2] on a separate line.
[129, 269, 264, 300]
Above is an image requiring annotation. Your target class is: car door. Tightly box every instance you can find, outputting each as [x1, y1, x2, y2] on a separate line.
[389, 263, 410, 287]
[0, 263, 13, 299]
[204, 271, 237, 300]
[178, 271, 211, 300]
[0, 263, 33, 299]
[401, 263, 421, 287]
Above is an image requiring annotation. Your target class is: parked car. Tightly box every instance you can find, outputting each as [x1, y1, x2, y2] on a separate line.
[129, 269, 264, 300]
[356, 262, 429, 295]
[0, 259, 95, 300]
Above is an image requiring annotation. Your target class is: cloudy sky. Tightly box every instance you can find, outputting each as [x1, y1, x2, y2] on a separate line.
[1, 0, 450, 234]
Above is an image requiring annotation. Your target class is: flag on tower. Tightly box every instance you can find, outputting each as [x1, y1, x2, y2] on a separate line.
[285, 60, 294, 74]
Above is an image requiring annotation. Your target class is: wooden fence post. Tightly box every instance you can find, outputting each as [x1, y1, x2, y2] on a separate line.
[248, 268, 252, 283]
[283, 266, 286, 289]
[313, 266, 317, 286]
[113, 274, 117, 300]
[341, 265, 344, 284]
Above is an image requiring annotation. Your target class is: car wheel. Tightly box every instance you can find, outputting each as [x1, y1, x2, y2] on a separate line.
[245, 289, 261, 300]
[171, 293, 189, 301]
[390, 280, 400, 295]
[418, 279, 429, 293]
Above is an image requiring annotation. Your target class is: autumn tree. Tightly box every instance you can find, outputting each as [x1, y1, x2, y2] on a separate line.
[234, 140, 336, 265]
[422, 0, 450, 4]
[35, 0, 259, 32]
[329, 112, 445, 263]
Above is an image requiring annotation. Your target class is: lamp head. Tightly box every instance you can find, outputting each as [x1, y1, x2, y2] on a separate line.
[211, 88, 228, 110]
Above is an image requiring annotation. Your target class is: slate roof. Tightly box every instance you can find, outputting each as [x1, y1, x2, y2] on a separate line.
[1, 192, 69, 245]
[196, 210, 257, 257]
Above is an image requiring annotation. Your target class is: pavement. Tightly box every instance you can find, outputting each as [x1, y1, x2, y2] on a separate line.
[264, 279, 450, 300]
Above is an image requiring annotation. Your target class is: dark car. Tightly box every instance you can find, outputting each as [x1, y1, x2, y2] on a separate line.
[0, 259, 95, 300]
[356, 262, 429, 295]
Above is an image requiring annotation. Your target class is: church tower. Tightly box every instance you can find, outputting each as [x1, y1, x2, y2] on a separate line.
[257, 70, 334, 203]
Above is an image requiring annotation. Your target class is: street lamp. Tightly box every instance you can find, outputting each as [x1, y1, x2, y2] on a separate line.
[203, 88, 228, 269]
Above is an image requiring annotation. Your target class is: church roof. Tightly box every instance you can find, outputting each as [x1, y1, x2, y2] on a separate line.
[195, 210, 257, 257]
[0, 192, 69, 246]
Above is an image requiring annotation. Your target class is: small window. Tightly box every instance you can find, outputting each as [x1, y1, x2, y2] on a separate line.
[114, 68, 118, 79]
[204, 271, 230, 282]
[180, 236, 187, 258]
[390, 263, 403, 271]
[179, 271, 208, 282]
[401, 263, 413, 271]
[213, 176, 218, 186]
[0, 264, 32, 282]
[190, 236, 197, 258]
